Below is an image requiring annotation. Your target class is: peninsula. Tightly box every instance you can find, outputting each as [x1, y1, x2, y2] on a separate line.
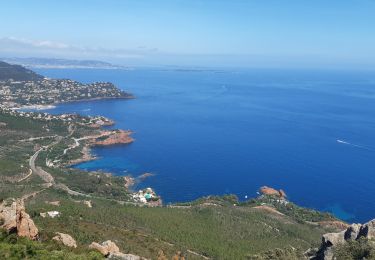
[0, 61, 132, 109]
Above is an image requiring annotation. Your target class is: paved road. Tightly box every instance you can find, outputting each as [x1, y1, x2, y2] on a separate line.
[29, 147, 54, 186]
[27, 134, 144, 205]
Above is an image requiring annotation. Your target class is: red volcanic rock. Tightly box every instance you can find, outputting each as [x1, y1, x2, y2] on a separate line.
[259, 186, 287, 199]
[94, 130, 134, 146]
[0, 199, 38, 240]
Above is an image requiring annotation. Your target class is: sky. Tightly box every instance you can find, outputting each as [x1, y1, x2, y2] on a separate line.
[1, 0, 375, 68]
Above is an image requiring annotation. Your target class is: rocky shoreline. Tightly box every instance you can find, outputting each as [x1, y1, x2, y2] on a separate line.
[64, 118, 163, 205]
[66, 129, 134, 167]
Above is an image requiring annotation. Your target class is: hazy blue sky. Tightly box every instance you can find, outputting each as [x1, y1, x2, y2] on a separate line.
[1, 0, 375, 68]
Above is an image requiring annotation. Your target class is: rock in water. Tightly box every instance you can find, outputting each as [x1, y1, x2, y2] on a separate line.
[259, 186, 287, 198]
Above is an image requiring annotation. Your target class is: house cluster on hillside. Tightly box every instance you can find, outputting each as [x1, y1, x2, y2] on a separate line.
[132, 188, 161, 206]
[0, 78, 130, 108]
[0, 105, 114, 127]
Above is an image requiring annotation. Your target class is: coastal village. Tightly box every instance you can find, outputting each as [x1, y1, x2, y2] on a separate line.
[0, 78, 132, 108]
[0, 104, 160, 206]
[0, 62, 162, 208]
[0, 104, 114, 125]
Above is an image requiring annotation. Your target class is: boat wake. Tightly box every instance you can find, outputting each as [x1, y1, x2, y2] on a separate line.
[336, 139, 374, 151]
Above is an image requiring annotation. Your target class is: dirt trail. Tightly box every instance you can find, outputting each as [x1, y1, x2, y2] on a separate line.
[17, 169, 33, 183]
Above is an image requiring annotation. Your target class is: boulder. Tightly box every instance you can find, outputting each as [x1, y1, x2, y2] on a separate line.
[359, 219, 375, 239]
[52, 232, 77, 248]
[344, 223, 361, 240]
[83, 200, 92, 208]
[0, 199, 38, 240]
[89, 240, 120, 256]
[322, 230, 346, 247]
[0, 201, 17, 233]
[90, 242, 109, 256]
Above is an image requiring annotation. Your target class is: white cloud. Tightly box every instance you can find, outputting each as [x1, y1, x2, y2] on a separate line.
[0, 37, 153, 60]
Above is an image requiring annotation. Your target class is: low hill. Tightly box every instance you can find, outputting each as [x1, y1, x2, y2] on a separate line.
[0, 61, 44, 81]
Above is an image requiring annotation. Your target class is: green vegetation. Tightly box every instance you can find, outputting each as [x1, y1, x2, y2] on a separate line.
[0, 104, 363, 259]
[0, 61, 43, 81]
[243, 196, 336, 223]
[26, 189, 332, 259]
[0, 229, 103, 259]
[334, 238, 375, 260]
[45, 167, 131, 201]
[0, 107, 130, 199]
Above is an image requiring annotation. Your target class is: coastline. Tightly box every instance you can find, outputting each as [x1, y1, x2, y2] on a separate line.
[54, 95, 135, 105]
[11, 95, 135, 111]
[67, 145, 97, 166]
[13, 104, 57, 110]
[12, 90, 163, 205]
[66, 130, 134, 167]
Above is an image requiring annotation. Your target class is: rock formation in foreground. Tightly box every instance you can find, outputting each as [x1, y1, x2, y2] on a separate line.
[52, 232, 77, 248]
[313, 219, 375, 260]
[89, 240, 120, 256]
[0, 199, 38, 240]
[89, 240, 145, 259]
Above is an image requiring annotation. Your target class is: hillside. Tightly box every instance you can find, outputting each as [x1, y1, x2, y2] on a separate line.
[0, 107, 362, 260]
[0, 61, 44, 81]
[0, 60, 132, 108]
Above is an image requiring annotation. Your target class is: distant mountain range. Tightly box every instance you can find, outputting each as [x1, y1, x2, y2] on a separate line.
[2, 57, 126, 69]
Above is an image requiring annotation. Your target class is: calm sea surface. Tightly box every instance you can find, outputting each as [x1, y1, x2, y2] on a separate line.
[36, 68, 375, 222]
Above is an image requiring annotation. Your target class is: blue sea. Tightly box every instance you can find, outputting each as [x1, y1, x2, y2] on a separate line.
[35, 67, 375, 223]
